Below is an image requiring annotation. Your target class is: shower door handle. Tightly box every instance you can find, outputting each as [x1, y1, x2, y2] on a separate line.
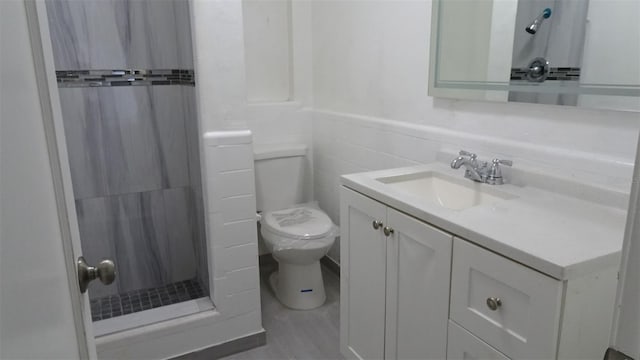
[77, 256, 116, 293]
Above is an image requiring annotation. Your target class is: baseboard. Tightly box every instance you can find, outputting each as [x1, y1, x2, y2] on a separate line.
[173, 330, 266, 360]
[321, 256, 340, 277]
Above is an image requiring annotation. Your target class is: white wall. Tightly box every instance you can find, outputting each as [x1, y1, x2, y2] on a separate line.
[310, 0, 640, 263]
[437, 0, 492, 83]
[246, 0, 314, 150]
[191, 0, 312, 146]
[486, 0, 517, 102]
[191, 0, 248, 131]
[243, 0, 292, 102]
[579, 0, 640, 111]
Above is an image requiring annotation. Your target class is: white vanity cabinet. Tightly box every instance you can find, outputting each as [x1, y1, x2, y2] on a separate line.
[340, 186, 619, 360]
[340, 187, 453, 360]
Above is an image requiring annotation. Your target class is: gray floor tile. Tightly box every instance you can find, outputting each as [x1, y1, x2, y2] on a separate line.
[221, 264, 343, 360]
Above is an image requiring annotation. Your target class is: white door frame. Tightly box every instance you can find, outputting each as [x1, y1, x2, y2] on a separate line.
[23, 0, 97, 356]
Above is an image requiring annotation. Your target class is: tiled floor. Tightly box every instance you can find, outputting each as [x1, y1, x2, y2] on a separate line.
[90, 279, 206, 321]
[220, 261, 343, 360]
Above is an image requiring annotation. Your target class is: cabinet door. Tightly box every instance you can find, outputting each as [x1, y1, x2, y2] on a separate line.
[447, 321, 510, 360]
[385, 208, 453, 360]
[340, 187, 388, 360]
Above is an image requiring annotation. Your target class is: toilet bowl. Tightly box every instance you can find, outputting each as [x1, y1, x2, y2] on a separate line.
[260, 205, 336, 310]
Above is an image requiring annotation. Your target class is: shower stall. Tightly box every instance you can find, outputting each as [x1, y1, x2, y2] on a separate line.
[45, 0, 209, 332]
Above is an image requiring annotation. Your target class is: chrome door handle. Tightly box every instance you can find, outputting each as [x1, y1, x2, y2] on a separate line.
[77, 256, 116, 293]
[372, 220, 384, 230]
[383, 226, 395, 237]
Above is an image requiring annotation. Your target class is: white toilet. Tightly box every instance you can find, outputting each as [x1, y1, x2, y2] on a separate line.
[254, 144, 336, 310]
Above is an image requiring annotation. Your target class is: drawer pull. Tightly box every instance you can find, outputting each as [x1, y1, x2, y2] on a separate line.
[372, 220, 384, 230]
[383, 226, 395, 237]
[486, 297, 502, 311]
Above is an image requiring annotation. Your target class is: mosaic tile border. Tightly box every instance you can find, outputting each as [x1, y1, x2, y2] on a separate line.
[90, 278, 206, 321]
[57, 69, 195, 88]
[510, 67, 580, 81]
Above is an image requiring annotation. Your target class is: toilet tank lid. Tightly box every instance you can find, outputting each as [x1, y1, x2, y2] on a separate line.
[254, 143, 307, 161]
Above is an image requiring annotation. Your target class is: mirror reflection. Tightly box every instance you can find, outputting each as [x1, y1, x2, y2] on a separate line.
[430, 0, 640, 111]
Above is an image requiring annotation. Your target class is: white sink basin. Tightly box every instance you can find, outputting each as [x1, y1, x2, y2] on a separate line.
[376, 171, 517, 210]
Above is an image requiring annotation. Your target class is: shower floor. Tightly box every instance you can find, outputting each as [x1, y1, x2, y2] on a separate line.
[90, 279, 206, 321]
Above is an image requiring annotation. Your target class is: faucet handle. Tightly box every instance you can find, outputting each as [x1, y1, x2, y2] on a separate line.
[486, 158, 512, 185]
[459, 150, 477, 159]
[492, 158, 512, 167]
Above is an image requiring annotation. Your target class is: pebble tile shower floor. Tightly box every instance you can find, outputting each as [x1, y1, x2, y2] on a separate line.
[90, 279, 205, 321]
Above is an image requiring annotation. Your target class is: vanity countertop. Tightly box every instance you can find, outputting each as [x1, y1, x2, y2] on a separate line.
[341, 163, 627, 280]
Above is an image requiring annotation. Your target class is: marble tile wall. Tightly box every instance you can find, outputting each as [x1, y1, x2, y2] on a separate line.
[46, 0, 193, 70]
[47, 0, 208, 300]
[77, 187, 196, 298]
[59, 86, 190, 199]
[61, 86, 206, 300]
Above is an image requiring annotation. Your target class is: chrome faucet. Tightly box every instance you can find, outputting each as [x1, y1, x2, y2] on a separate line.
[451, 150, 486, 182]
[451, 150, 512, 185]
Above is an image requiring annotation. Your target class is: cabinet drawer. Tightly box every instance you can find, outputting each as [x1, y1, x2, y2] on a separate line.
[447, 320, 510, 360]
[450, 239, 563, 359]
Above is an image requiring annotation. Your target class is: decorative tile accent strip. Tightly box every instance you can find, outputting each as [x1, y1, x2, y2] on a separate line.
[90, 278, 205, 321]
[510, 67, 580, 81]
[57, 69, 195, 88]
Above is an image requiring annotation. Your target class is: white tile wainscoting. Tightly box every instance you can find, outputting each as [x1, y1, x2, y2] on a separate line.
[203, 130, 262, 328]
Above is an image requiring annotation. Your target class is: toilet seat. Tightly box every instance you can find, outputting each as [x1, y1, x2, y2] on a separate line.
[261, 206, 333, 241]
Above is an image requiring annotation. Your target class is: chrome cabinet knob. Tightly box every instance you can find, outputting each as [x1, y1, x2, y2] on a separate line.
[372, 220, 384, 230]
[486, 297, 502, 311]
[77, 256, 116, 293]
[383, 226, 395, 237]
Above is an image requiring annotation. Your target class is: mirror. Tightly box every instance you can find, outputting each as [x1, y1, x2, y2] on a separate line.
[428, 0, 640, 112]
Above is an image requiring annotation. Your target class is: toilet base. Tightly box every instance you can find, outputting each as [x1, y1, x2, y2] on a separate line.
[269, 261, 326, 310]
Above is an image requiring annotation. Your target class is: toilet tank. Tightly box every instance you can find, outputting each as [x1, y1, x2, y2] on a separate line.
[254, 144, 309, 212]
